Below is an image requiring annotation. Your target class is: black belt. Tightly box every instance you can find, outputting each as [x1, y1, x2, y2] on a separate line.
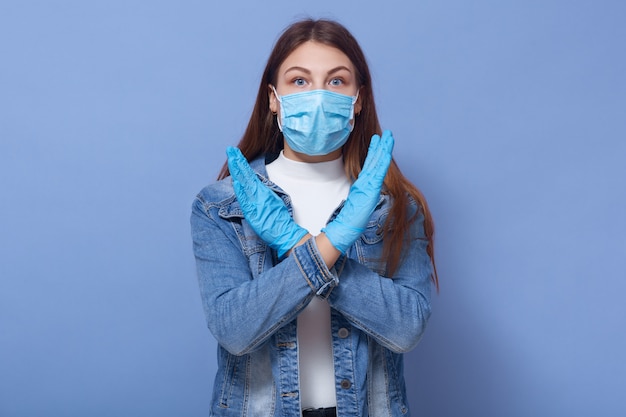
[302, 407, 337, 417]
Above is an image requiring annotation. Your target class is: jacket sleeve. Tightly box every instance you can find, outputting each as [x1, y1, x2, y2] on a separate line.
[327, 204, 433, 353]
[191, 194, 339, 356]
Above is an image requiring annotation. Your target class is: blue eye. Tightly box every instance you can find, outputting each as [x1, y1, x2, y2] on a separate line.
[329, 78, 343, 86]
[294, 78, 306, 86]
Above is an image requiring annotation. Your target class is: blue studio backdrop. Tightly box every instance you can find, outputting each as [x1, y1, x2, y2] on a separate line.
[1, 1, 625, 416]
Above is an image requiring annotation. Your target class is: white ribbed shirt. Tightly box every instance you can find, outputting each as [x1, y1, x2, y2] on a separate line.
[265, 151, 350, 409]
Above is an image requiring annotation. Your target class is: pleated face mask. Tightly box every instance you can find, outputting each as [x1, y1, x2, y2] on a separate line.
[272, 86, 358, 156]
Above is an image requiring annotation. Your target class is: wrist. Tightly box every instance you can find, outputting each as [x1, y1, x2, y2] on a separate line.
[321, 220, 363, 254]
[284, 232, 312, 257]
[315, 233, 341, 268]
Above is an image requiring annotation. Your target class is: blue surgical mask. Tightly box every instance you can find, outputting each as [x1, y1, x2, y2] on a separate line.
[272, 86, 358, 156]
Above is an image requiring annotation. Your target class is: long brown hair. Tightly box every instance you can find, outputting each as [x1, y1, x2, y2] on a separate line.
[218, 19, 438, 289]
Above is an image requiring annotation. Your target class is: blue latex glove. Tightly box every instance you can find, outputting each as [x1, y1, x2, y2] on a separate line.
[226, 147, 308, 258]
[322, 130, 394, 253]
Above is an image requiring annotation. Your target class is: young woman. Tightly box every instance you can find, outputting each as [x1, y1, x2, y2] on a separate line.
[191, 18, 438, 417]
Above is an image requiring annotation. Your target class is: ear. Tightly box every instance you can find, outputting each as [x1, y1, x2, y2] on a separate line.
[354, 86, 363, 115]
[268, 84, 278, 114]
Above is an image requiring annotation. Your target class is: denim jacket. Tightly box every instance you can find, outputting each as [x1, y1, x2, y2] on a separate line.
[191, 155, 433, 417]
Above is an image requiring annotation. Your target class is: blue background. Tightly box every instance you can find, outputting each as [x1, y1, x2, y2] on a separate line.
[1, 1, 625, 416]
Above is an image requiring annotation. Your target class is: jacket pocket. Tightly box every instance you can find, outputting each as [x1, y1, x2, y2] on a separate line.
[227, 217, 270, 276]
[355, 209, 387, 276]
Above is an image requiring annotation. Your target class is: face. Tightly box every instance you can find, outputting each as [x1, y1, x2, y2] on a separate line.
[269, 41, 362, 162]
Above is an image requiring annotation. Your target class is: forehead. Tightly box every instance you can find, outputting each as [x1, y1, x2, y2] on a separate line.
[278, 41, 354, 73]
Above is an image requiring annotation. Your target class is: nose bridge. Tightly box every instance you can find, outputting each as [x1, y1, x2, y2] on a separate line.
[309, 70, 329, 91]
[311, 78, 326, 91]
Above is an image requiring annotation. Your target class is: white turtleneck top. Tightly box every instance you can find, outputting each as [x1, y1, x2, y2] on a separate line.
[265, 151, 351, 409]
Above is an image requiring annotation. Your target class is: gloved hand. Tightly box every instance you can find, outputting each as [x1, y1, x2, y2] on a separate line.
[226, 147, 308, 258]
[322, 130, 394, 253]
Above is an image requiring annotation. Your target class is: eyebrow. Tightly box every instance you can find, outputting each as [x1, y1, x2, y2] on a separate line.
[283, 65, 353, 75]
[327, 66, 352, 75]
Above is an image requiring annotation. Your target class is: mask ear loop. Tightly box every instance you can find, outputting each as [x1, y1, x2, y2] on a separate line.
[348, 89, 360, 131]
[270, 85, 283, 131]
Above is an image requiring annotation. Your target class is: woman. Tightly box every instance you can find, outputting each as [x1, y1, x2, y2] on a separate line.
[191, 18, 438, 417]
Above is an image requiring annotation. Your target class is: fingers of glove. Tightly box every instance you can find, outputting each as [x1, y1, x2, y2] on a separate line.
[379, 129, 395, 164]
[328, 130, 394, 241]
[225, 147, 306, 255]
[347, 130, 393, 209]
[231, 175, 263, 220]
[226, 147, 259, 190]
[360, 130, 394, 184]
[226, 146, 277, 210]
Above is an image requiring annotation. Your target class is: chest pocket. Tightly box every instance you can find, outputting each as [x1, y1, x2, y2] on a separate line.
[354, 206, 388, 276]
[219, 201, 271, 277]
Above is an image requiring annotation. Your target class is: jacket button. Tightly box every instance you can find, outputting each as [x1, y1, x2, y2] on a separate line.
[338, 328, 349, 338]
[340, 379, 351, 389]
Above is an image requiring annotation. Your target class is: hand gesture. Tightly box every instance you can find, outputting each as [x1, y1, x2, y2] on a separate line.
[226, 147, 308, 257]
[322, 130, 394, 253]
